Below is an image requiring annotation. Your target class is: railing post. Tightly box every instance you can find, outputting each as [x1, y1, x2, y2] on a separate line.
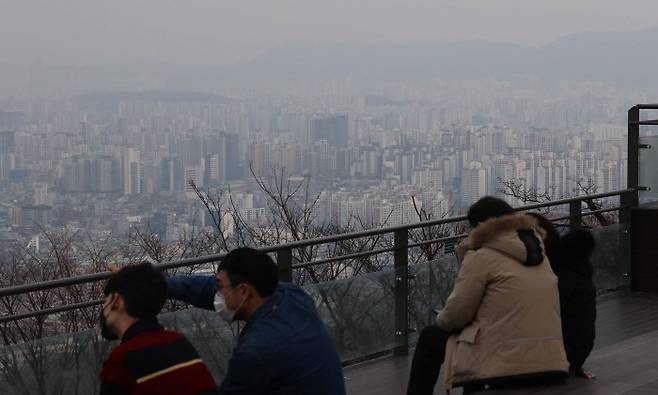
[394, 229, 409, 356]
[627, 106, 640, 290]
[569, 200, 582, 230]
[277, 248, 293, 283]
[620, 190, 637, 289]
[628, 106, 640, 191]
[620, 190, 638, 230]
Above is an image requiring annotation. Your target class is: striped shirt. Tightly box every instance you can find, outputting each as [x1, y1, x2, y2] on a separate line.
[100, 319, 218, 395]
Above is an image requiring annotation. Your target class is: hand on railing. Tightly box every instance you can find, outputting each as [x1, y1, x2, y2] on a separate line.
[107, 265, 121, 274]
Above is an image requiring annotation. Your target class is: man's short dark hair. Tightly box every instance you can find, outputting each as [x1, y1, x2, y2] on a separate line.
[467, 196, 515, 228]
[104, 262, 166, 319]
[218, 248, 279, 297]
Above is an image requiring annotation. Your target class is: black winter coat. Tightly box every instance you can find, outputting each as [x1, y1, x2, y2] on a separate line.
[555, 229, 597, 369]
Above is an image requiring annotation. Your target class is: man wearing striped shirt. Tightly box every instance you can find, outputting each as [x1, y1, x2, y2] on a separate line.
[99, 263, 218, 395]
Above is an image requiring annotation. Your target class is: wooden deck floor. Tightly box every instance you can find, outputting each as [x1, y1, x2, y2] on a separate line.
[344, 292, 658, 395]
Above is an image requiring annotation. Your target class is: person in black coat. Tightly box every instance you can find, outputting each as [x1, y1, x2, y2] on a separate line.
[527, 213, 597, 379]
[557, 228, 597, 379]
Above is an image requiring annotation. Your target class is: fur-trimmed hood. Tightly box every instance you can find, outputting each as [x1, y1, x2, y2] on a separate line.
[439, 212, 568, 389]
[469, 213, 546, 266]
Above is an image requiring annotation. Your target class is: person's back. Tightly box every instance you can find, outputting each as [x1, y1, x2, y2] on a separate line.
[457, 226, 564, 345]
[219, 282, 344, 395]
[101, 320, 218, 395]
[438, 213, 568, 390]
[166, 247, 346, 395]
[407, 197, 568, 395]
[99, 263, 218, 395]
[556, 229, 597, 377]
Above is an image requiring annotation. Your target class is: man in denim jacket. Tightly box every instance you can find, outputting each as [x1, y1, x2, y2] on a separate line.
[166, 247, 346, 395]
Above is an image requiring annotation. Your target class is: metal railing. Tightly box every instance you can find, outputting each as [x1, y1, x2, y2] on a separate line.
[0, 188, 638, 356]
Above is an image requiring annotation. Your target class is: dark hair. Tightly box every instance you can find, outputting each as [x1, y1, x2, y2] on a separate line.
[467, 196, 514, 228]
[218, 248, 279, 297]
[526, 212, 561, 267]
[104, 262, 166, 319]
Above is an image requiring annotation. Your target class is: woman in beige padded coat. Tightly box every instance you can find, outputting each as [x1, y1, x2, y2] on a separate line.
[407, 197, 568, 395]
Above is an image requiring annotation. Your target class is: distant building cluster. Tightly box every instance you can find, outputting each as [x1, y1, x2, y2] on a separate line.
[0, 82, 632, 250]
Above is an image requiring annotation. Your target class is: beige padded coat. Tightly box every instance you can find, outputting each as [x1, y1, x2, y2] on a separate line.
[437, 214, 568, 391]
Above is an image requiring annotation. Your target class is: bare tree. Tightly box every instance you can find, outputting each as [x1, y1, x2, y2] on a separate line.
[0, 168, 467, 392]
[498, 177, 615, 227]
[0, 230, 115, 394]
[498, 178, 557, 206]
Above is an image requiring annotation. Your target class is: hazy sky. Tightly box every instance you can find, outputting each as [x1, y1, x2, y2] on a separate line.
[2, 0, 658, 66]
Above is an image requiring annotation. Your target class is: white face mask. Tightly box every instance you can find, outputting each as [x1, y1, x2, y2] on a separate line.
[214, 290, 243, 323]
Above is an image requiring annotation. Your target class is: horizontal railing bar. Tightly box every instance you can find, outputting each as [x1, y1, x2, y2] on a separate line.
[0, 220, 470, 297]
[0, 299, 104, 324]
[292, 246, 398, 269]
[630, 120, 658, 126]
[407, 233, 468, 250]
[0, 254, 226, 298]
[550, 205, 627, 222]
[260, 215, 468, 252]
[633, 104, 658, 110]
[0, 271, 113, 298]
[295, 234, 471, 269]
[4, 249, 396, 321]
[513, 189, 634, 212]
[0, 188, 635, 323]
[0, 189, 634, 299]
[4, 236, 465, 320]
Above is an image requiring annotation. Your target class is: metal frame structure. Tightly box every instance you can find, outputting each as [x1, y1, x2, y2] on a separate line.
[626, 104, 658, 290]
[628, 104, 658, 192]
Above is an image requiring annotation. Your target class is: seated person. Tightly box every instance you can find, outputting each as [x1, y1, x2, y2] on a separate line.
[99, 262, 218, 395]
[407, 197, 568, 395]
[166, 247, 346, 395]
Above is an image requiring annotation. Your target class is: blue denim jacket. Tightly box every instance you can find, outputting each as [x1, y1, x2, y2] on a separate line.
[167, 275, 346, 395]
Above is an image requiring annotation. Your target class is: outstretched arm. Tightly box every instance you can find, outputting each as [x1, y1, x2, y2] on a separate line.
[166, 275, 217, 310]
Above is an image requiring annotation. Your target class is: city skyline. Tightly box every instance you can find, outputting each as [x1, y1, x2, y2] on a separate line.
[0, 77, 636, 254]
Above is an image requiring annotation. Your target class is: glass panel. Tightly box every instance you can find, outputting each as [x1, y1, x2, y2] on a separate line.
[304, 268, 398, 361]
[0, 270, 404, 393]
[0, 329, 111, 394]
[0, 308, 237, 394]
[0, 269, 405, 393]
[407, 255, 459, 344]
[159, 308, 238, 385]
[0, 268, 409, 393]
[639, 135, 658, 201]
[590, 223, 629, 292]
[405, 224, 628, 343]
[0, 222, 626, 394]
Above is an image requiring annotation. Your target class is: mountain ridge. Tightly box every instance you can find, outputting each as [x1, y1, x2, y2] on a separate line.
[4, 26, 658, 95]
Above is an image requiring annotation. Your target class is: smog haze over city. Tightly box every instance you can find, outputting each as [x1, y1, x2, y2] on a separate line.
[1, 0, 658, 254]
